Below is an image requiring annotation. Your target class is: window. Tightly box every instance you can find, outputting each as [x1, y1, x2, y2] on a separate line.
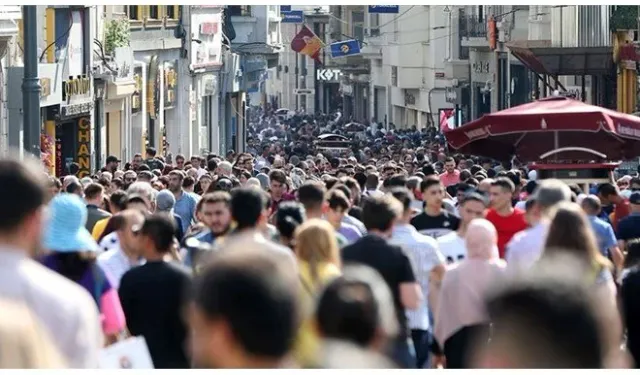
[352, 11, 364, 41]
[148, 6, 159, 19]
[228, 6, 251, 17]
[127, 6, 140, 20]
[369, 13, 380, 37]
[391, 66, 398, 86]
[165, 5, 178, 20]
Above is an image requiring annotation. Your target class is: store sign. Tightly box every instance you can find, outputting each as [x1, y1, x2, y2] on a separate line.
[316, 68, 342, 81]
[368, 5, 399, 13]
[191, 11, 223, 69]
[55, 9, 84, 77]
[147, 56, 159, 119]
[62, 75, 90, 102]
[114, 47, 133, 82]
[60, 102, 93, 118]
[281, 10, 304, 23]
[132, 65, 143, 114]
[164, 60, 178, 109]
[76, 117, 91, 177]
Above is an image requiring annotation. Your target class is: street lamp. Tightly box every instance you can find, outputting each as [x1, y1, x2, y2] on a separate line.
[22, 5, 41, 158]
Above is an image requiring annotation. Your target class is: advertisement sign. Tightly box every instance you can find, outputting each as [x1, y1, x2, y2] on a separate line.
[76, 117, 91, 178]
[281, 10, 303, 23]
[147, 56, 159, 119]
[114, 47, 133, 82]
[191, 11, 223, 69]
[368, 5, 400, 13]
[316, 68, 342, 81]
[60, 74, 93, 118]
[132, 65, 143, 114]
[163, 60, 178, 109]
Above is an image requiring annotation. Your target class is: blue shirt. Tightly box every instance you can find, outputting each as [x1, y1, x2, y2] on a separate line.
[587, 215, 617, 257]
[174, 191, 199, 234]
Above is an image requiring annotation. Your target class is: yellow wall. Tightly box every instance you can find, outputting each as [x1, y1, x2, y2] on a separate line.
[107, 112, 121, 158]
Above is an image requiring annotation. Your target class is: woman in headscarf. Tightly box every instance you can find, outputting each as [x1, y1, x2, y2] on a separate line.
[434, 218, 506, 369]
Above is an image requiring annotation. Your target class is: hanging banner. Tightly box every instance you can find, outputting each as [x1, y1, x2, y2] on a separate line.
[163, 60, 178, 109]
[132, 65, 143, 114]
[76, 117, 91, 177]
[147, 56, 159, 119]
[281, 10, 304, 23]
[290, 25, 324, 63]
[330, 39, 361, 58]
[368, 6, 400, 13]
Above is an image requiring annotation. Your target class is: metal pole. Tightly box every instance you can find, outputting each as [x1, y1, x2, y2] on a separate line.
[22, 5, 41, 158]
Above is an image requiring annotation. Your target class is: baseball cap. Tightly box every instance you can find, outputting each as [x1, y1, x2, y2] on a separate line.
[106, 155, 121, 164]
[630, 192, 640, 205]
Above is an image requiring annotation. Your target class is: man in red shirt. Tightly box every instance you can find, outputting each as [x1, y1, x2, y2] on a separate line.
[486, 177, 527, 259]
[439, 156, 460, 187]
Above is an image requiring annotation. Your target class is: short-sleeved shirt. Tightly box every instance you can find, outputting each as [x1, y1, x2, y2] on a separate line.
[486, 208, 528, 259]
[342, 235, 416, 337]
[587, 215, 617, 257]
[174, 191, 199, 234]
[410, 210, 461, 239]
[617, 213, 640, 242]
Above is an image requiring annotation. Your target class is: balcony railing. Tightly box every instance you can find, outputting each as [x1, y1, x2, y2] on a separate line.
[459, 15, 487, 38]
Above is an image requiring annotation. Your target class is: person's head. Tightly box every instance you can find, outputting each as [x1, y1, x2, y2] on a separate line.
[361, 194, 402, 237]
[231, 188, 269, 231]
[420, 175, 444, 209]
[133, 213, 176, 258]
[183, 176, 196, 192]
[106, 155, 120, 172]
[624, 238, 640, 269]
[0, 156, 48, 254]
[478, 177, 494, 194]
[108, 190, 128, 214]
[126, 181, 156, 213]
[268, 169, 287, 200]
[198, 192, 232, 236]
[465, 218, 498, 260]
[188, 249, 298, 368]
[294, 219, 340, 278]
[315, 265, 399, 351]
[83, 183, 104, 206]
[459, 192, 489, 228]
[113, 209, 145, 256]
[528, 179, 572, 223]
[596, 182, 620, 205]
[199, 174, 213, 194]
[297, 181, 326, 216]
[168, 170, 184, 193]
[544, 202, 610, 271]
[489, 177, 516, 211]
[175, 154, 185, 169]
[444, 156, 456, 174]
[325, 189, 350, 229]
[217, 161, 233, 177]
[477, 270, 605, 368]
[580, 194, 602, 216]
[145, 147, 157, 159]
[65, 181, 83, 197]
[630, 191, 640, 213]
[630, 177, 640, 192]
[389, 187, 412, 223]
[275, 202, 305, 246]
[365, 173, 379, 190]
[155, 189, 176, 213]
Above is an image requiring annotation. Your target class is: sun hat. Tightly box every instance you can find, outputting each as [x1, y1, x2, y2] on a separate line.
[42, 193, 99, 253]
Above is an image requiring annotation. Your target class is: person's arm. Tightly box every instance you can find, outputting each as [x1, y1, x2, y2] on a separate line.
[398, 250, 422, 310]
[428, 263, 446, 315]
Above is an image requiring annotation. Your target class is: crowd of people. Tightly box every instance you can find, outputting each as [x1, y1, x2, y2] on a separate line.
[2, 109, 640, 368]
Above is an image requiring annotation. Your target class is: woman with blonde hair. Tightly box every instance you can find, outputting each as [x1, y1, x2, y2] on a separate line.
[434, 218, 506, 368]
[292, 219, 342, 366]
[0, 298, 66, 368]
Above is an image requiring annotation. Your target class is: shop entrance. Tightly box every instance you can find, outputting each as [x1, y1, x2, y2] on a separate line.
[55, 121, 77, 177]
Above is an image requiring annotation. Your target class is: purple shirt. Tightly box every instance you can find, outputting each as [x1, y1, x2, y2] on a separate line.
[338, 223, 363, 244]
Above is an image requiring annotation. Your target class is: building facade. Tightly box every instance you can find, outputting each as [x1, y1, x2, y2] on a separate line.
[0, 6, 21, 156]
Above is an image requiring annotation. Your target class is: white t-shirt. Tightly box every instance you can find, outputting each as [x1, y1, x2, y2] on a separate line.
[437, 232, 467, 264]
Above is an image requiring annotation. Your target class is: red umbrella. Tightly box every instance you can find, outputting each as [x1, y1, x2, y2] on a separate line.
[444, 96, 640, 162]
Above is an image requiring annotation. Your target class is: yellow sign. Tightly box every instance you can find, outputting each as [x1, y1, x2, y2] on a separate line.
[77, 117, 91, 178]
[63, 76, 90, 102]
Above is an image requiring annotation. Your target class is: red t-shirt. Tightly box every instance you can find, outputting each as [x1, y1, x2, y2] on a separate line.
[486, 208, 528, 259]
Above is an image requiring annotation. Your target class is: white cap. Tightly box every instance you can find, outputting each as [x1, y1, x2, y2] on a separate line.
[528, 170, 538, 181]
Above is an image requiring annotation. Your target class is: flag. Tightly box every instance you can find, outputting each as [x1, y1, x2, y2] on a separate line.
[290, 25, 324, 63]
[330, 39, 361, 58]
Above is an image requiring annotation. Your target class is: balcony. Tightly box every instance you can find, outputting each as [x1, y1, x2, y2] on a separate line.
[460, 15, 490, 50]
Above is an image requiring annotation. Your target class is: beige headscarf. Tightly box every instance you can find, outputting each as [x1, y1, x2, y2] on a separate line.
[465, 218, 499, 260]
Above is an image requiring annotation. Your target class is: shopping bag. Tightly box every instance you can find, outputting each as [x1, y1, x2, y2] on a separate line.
[98, 335, 154, 369]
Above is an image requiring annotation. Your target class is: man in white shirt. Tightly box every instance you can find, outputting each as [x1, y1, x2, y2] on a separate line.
[505, 179, 572, 273]
[389, 188, 445, 368]
[437, 192, 490, 264]
[0, 156, 102, 368]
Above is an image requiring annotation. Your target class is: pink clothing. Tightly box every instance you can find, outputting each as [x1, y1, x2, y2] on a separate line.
[101, 288, 126, 335]
[439, 170, 461, 187]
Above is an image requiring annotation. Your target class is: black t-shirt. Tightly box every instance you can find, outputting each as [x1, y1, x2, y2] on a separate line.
[341, 235, 416, 338]
[617, 214, 640, 242]
[410, 210, 461, 239]
[622, 267, 640, 366]
[118, 261, 192, 369]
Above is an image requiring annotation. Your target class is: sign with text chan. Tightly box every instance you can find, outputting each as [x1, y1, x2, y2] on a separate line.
[77, 117, 91, 178]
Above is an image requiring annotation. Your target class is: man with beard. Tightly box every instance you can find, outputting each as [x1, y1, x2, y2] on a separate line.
[183, 192, 232, 269]
[169, 170, 199, 234]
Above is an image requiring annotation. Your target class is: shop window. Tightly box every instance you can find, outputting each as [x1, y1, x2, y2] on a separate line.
[228, 6, 251, 17]
[165, 5, 179, 20]
[391, 66, 398, 87]
[127, 6, 141, 20]
[148, 6, 159, 20]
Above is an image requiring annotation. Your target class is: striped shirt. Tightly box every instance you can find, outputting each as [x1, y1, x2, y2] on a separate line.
[390, 224, 445, 331]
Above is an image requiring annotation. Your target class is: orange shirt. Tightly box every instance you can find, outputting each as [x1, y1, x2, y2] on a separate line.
[486, 208, 528, 259]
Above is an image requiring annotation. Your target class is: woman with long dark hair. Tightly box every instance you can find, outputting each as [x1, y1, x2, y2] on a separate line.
[40, 194, 126, 340]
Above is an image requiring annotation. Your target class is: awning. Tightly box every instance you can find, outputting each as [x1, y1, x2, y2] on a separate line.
[107, 80, 136, 100]
[506, 40, 614, 76]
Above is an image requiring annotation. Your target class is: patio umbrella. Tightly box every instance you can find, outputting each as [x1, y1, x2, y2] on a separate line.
[444, 96, 640, 162]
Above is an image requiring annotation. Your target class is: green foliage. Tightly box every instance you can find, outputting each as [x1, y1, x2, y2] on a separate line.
[104, 18, 131, 55]
[610, 6, 639, 32]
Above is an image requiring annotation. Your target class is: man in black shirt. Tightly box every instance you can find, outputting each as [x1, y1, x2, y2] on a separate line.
[119, 214, 192, 368]
[342, 194, 421, 368]
[411, 175, 460, 239]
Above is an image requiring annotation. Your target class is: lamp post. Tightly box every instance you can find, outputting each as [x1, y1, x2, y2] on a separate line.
[22, 5, 41, 158]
